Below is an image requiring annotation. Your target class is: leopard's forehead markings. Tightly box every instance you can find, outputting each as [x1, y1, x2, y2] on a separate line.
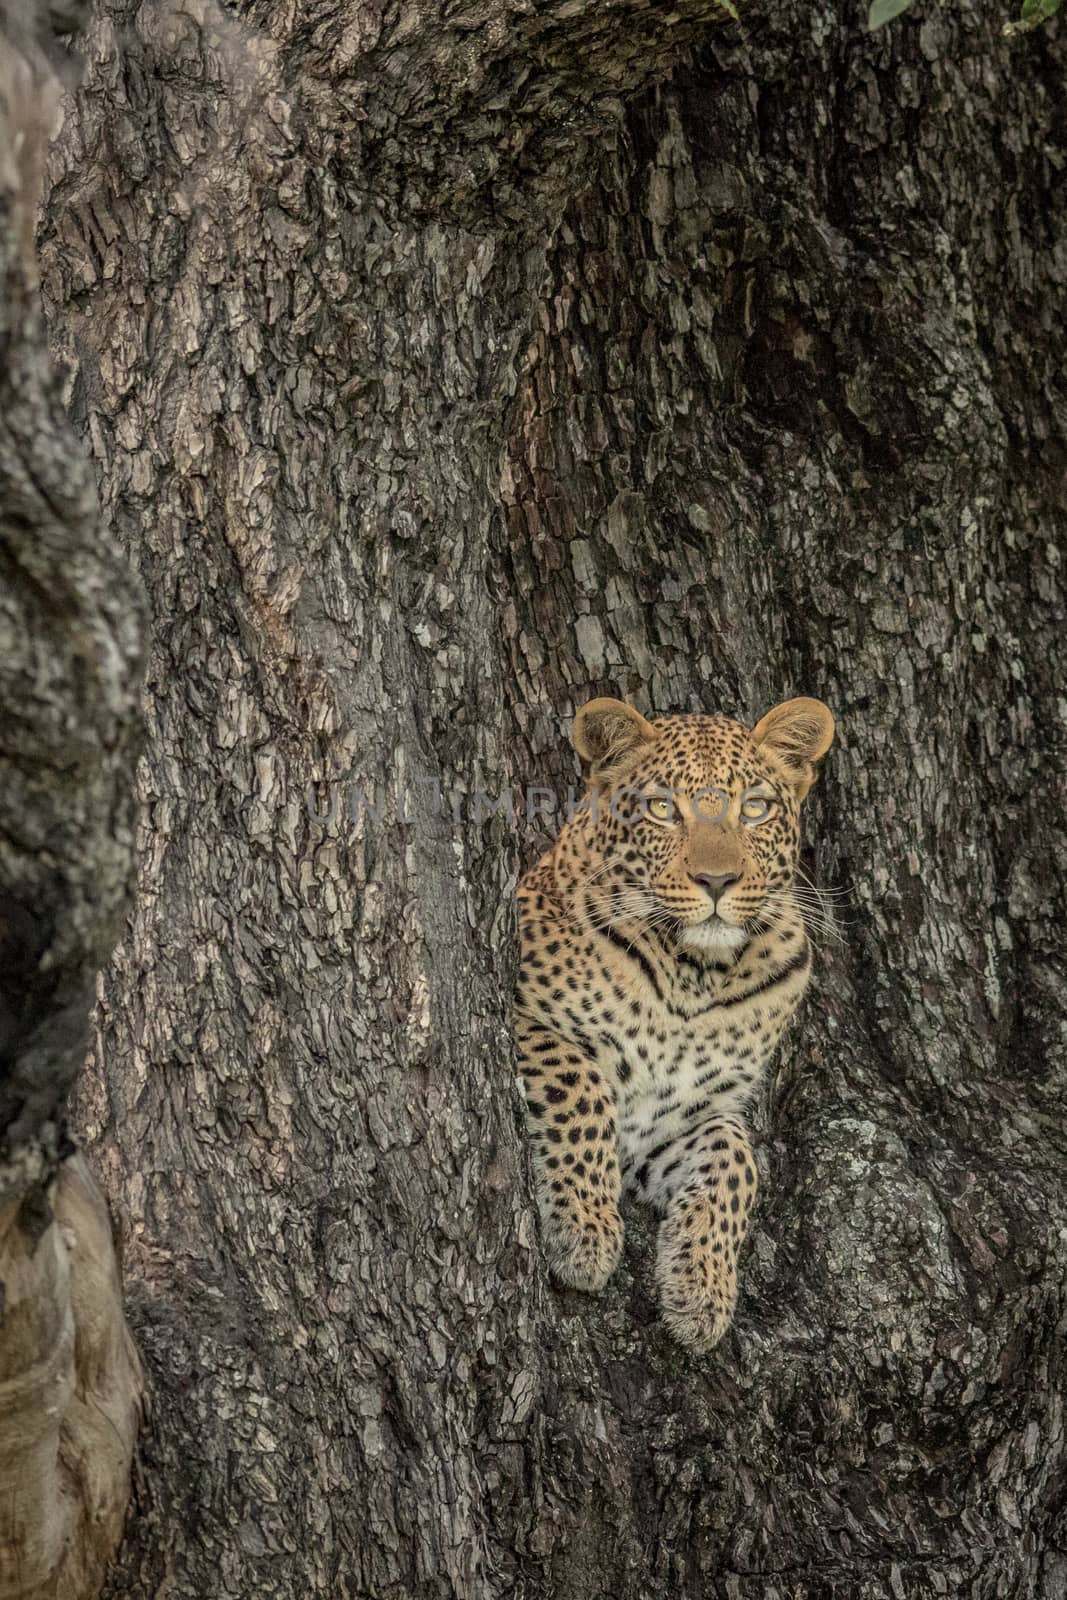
[637, 714, 768, 791]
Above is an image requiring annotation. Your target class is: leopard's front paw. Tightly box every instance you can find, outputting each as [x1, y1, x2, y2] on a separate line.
[543, 1201, 624, 1293]
[658, 1280, 735, 1353]
[655, 1203, 739, 1353]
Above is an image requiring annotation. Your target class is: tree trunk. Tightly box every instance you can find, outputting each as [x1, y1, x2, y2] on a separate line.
[0, 7, 144, 1595]
[34, 0, 1067, 1594]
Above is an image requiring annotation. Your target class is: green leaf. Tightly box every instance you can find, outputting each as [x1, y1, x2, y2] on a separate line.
[1019, 0, 1060, 23]
[1004, 0, 1061, 30]
[867, 0, 913, 29]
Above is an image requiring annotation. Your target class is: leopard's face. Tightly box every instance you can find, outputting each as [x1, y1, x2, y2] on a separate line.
[572, 699, 834, 957]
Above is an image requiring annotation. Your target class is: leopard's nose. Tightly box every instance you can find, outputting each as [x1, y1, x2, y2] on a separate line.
[691, 870, 740, 903]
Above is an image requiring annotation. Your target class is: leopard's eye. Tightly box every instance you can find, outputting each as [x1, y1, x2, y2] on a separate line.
[647, 795, 673, 822]
[741, 796, 771, 823]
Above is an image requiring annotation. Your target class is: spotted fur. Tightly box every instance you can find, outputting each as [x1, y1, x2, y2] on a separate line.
[516, 695, 834, 1352]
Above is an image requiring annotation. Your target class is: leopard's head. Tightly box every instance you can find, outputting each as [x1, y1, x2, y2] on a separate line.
[573, 696, 834, 957]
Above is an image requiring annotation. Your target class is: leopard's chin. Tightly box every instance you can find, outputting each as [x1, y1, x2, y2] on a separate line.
[675, 917, 750, 957]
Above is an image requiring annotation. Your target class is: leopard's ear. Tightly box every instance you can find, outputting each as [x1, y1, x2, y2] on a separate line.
[751, 697, 834, 800]
[573, 698, 658, 786]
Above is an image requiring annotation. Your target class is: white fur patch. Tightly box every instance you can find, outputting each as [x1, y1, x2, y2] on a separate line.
[677, 919, 750, 957]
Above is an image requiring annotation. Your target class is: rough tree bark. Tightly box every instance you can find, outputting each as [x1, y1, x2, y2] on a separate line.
[27, 0, 1067, 1592]
[0, 6, 144, 1595]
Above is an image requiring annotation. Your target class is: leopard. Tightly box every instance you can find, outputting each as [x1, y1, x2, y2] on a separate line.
[515, 694, 835, 1352]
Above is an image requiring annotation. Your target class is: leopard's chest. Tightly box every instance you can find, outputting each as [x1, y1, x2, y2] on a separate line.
[615, 1006, 766, 1144]
[608, 966, 803, 1193]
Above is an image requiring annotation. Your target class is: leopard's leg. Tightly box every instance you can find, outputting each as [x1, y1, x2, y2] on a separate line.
[517, 1020, 623, 1291]
[651, 1114, 758, 1352]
